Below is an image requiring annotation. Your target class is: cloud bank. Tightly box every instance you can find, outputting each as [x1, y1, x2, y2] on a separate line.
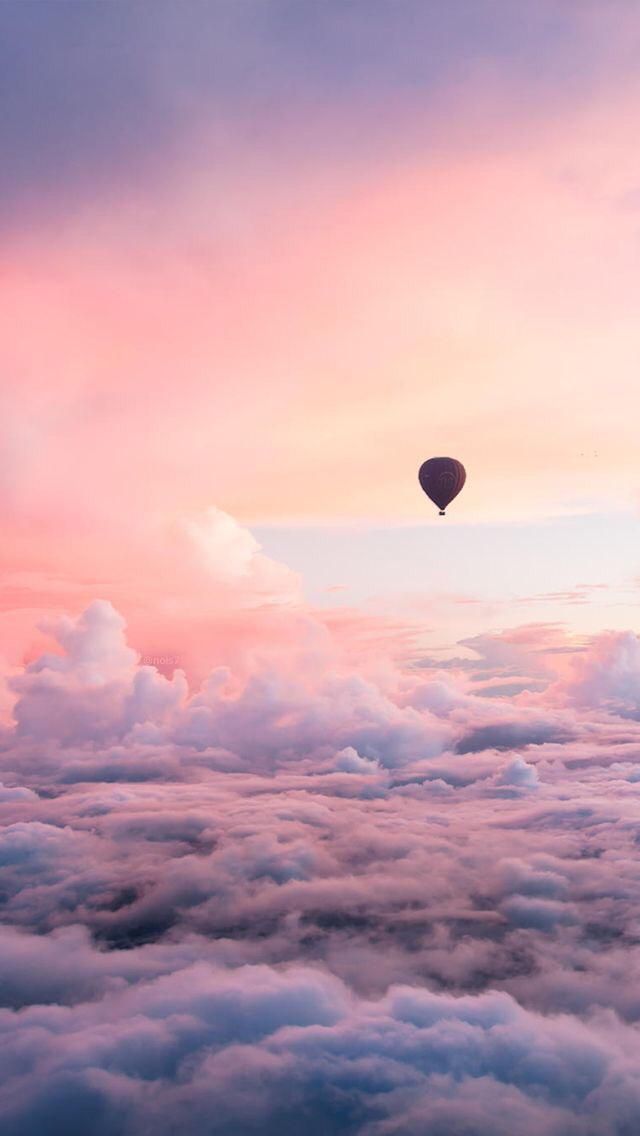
[2, 596, 640, 1134]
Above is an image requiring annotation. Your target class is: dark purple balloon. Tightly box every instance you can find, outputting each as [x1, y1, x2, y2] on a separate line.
[418, 457, 466, 515]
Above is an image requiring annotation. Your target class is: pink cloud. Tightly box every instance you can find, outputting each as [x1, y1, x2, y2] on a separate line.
[556, 630, 640, 717]
[2, 590, 640, 1133]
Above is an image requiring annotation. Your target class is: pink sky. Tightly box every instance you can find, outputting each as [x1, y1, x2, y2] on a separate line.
[3, 77, 640, 529]
[0, 3, 639, 668]
[3, 64, 640, 672]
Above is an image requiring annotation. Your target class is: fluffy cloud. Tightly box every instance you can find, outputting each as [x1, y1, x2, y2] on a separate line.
[2, 954, 640, 1136]
[559, 631, 640, 718]
[2, 603, 640, 1132]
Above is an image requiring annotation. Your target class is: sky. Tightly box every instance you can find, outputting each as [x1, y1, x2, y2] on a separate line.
[2, 3, 640, 1134]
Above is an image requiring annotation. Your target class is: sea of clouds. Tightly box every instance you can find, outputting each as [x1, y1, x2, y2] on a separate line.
[2, 590, 640, 1134]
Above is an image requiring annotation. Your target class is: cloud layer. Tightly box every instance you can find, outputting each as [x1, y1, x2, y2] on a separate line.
[2, 598, 640, 1133]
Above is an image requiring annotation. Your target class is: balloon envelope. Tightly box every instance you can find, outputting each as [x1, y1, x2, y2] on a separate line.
[418, 457, 466, 514]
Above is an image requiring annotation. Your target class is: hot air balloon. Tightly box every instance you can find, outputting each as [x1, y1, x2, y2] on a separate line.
[419, 457, 466, 516]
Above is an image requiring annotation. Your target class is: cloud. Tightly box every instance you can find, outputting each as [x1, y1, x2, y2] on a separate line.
[493, 756, 540, 790]
[455, 717, 572, 754]
[0, 782, 37, 802]
[333, 747, 385, 775]
[2, 601, 640, 1131]
[2, 957, 639, 1136]
[559, 630, 640, 717]
[8, 601, 187, 746]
